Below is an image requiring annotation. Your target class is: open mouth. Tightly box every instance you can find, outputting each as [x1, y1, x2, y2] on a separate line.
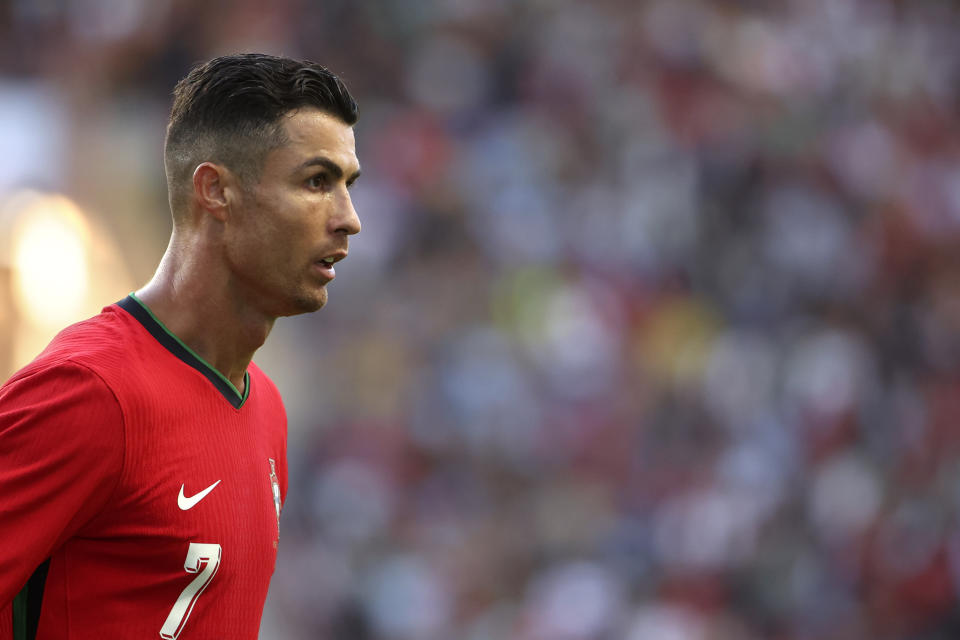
[313, 252, 346, 279]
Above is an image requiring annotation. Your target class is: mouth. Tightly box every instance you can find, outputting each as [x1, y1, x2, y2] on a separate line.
[312, 251, 347, 281]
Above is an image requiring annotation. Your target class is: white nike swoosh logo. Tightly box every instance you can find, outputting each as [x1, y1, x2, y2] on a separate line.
[178, 480, 221, 510]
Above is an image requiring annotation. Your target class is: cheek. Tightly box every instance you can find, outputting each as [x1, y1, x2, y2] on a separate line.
[242, 191, 324, 264]
[226, 205, 282, 269]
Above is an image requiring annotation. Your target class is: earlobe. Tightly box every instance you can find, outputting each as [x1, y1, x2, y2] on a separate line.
[193, 162, 229, 221]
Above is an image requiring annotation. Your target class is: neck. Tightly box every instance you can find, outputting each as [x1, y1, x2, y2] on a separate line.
[135, 230, 275, 393]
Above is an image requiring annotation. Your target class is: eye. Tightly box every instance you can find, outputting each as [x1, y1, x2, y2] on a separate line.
[307, 173, 330, 190]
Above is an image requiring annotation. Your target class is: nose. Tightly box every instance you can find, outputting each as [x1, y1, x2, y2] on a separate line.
[333, 190, 361, 236]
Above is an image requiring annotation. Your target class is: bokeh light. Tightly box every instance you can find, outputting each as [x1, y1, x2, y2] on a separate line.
[9, 191, 91, 327]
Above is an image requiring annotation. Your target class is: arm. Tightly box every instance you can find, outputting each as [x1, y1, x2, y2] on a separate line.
[0, 361, 124, 605]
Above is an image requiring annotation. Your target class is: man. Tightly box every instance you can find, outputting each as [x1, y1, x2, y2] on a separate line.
[0, 53, 362, 639]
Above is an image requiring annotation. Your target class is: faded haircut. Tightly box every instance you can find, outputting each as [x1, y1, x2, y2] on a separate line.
[164, 53, 358, 218]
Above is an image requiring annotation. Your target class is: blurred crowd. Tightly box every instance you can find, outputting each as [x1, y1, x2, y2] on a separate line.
[3, 0, 960, 638]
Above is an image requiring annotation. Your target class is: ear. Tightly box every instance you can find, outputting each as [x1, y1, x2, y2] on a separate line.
[192, 162, 230, 222]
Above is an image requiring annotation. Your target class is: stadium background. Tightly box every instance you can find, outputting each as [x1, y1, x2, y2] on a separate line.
[2, 1, 960, 638]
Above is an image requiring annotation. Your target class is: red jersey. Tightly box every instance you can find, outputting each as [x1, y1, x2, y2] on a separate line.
[0, 295, 288, 639]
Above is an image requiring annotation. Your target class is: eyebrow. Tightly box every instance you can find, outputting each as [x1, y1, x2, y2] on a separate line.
[298, 156, 362, 184]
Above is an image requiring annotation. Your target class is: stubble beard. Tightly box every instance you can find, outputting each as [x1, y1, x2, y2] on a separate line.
[285, 285, 327, 316]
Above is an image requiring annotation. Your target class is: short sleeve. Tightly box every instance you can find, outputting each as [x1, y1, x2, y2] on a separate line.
[0, 361, 124, 605]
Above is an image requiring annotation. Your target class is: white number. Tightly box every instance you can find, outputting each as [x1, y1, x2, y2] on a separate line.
[159, 543, 222, 639]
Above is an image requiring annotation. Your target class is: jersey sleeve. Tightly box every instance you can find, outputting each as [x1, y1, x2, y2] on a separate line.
[0, 361, 125, 606]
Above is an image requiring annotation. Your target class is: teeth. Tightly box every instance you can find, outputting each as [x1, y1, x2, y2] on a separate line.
[322, 257, 335, 264]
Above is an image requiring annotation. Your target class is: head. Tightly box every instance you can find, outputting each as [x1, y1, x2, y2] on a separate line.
[164, 53, 362, 316]
[164, 53, 358, 216]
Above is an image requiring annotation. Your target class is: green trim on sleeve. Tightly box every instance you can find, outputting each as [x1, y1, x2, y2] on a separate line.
[12, 587, 26, 640]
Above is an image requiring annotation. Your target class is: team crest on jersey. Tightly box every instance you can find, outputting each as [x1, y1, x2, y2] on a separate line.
[268, 458, 281, 544]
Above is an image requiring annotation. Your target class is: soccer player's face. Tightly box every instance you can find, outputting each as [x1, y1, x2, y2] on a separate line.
[226, 108, 361, 317]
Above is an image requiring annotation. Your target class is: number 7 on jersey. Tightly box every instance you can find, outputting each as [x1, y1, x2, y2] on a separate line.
[160, 543, 222, 639]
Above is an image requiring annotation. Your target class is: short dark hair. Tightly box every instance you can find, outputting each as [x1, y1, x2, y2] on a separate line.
[164, 53, 358, 216]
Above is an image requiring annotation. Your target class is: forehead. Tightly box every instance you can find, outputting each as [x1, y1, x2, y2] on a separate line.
[269, 108, 358, 173]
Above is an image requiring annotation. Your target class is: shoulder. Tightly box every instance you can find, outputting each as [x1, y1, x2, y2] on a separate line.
[3, 302, 154, 413]
[18, 303, 136, 378]
[0, 354, 125, 474]
[0, 309, 136, 496]
[246, 361, 287, 430]
[2, 350, 123, 420]
[247, 361, 284, 405]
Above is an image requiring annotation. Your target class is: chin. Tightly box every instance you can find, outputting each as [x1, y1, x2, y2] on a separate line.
[284, 290, 327, 316]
